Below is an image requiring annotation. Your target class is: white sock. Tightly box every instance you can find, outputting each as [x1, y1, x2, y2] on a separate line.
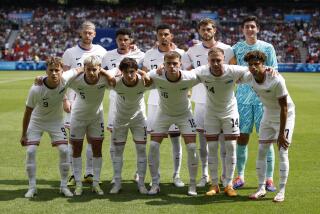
[148, 141, 160, 185]
[113, 144, 125, 185]
[26, 145, 37, 189]
[207, 141, 219, 185]
[135, 143, 147, 186]
[93, 157, 102, 186]
[256, 144, 270, 190]
[219, 134, 226, 179]
[198, 132, 208, 178]
[224, 140, 236, 186]
[57, 144, 69, 188]
[170, 136, 182, 178]
[72, 157, 82, 186]
[110, 138, 116, 165]
[279, 147, 289, 193]
[85, 143, 93, 176]
[186, 143, 198, 185]
[68, 143, 74, 175]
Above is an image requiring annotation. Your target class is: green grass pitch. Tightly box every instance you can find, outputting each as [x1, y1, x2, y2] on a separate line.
[0, 71, 319, 214]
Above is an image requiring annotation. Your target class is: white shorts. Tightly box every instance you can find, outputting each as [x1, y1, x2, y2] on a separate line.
[147, 104, 180, 134]
[112, 112, 147, 143]
[107, 93, 116, 131]
[70, 113, 105, 141]
[26, 120, 68, 146]
[204, 111, 240, 138]
[259, 113, 295, 144]
[194, 102, 206, 131]
[151, 110, 196, 137]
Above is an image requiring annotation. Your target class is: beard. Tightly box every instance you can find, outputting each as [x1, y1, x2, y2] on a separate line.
[201, 34, 214, 42]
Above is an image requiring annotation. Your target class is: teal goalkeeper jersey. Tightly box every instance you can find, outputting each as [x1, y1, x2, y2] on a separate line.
[233, 40, 278, 105]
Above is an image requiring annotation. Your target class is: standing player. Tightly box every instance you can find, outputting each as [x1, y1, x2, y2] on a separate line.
[231, 16, 278, 192]
[101, 28, 145, 183]
[148, 51, 199, 196]
[104, 58, 150, 194]
[142, 24, 186, 187]
[194, 47, 248, 197]
[183, 18, 234, 187]
[68, 55, 112, 196]
[62, 21, 107, 186]
[20, 57, 81, 198]
[240, 51, 295, 202]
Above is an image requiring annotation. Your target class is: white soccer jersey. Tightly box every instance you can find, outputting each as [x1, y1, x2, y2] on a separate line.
[69, 73, 109, 120]
[113, 74, 147, 120]
[195, 64, 248, 117]
[183, 42, 234, 104]
[241, 72, 295, 122]
[26, 69, 78, 123]
[149, 69, 199, 116]
[101, 48, 145, 69]
[143, 47, 186, 105]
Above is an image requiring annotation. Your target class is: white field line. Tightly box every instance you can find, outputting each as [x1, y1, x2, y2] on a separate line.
[0, 77, 34, 84]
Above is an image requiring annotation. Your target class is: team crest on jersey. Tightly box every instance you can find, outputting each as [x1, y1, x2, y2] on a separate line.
[225, 80, 233, 84]
[137, 91, 143, 94]
[97, 85, 106, 89]
[265, 90, 271, 93]
[180, 87, 188, 91]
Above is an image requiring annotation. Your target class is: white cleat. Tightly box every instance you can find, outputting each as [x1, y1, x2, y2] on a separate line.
[148, 184, 160, 195]
[110, 177, 115, 184]
[249, 188, 267, 200]
[60, 187, 73, 197]
[92, 185, 104, 195]
[273, 192, 285, 202]
[134, 173, 139, 183]
[109, 184, 121, 194]
[25, 188, 37, 198]
[74, 185, 83, 196]
[197, 176, 209, 187]
[173, 177, 185, 188]
[188, 184, 197, 196]
[138, 185, 148, 195]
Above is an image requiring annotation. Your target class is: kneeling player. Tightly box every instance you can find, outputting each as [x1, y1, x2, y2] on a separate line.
[20, 57, 81, 198]
[241, 51, 295, 202]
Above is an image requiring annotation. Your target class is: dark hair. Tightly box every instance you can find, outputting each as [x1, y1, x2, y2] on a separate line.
[116, 28, 132, 38]
[197, 18, 216, 30]
[244, 50, 266, 63]
[164, 51, 181, 61]
[119, 57, 138, 71]
[156, 24, 171, 33]
[241, 15, 260, 29]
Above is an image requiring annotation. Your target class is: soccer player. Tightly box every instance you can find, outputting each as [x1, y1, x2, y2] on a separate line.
[142, 24, 186, 187]
[231, 16, 278, 191]
[240, 51, 295, 202]
[20, 57, 81, 198]
[103, 58, 150, 194]
[62, 21, 107, 186]
[68, 55, 112, 196]
[101, 28, 145, 183]
[147, 51, 199, 196]
[183, 18, 234, 187]
[194, 47, 248, 197]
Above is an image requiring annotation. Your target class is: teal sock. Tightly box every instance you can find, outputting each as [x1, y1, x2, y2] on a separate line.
[266, 144, 275, 179]
[236, 145, 248, 178]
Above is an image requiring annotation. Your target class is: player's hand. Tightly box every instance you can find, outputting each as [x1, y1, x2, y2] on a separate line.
[265, 67, 278, 77]
[130, 44, 138, 51]
[108, 77, 116, 87]
[142, 75, 152, 87]
[156, 65, 164, 76]
[20, 135, 27, 146]
[34, 76, 44, 85]
[277, 133, 289, 150]
[63, 99, 71, 113]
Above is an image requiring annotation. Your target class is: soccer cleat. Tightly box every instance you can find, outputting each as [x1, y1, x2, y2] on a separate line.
[187, 184, 197, 196]
[249, 189, 267, 200]
[197, 176, 209, 187]
[206, 185, 220, 196]
[110, 177, 115, 184]
[138, 185, 148, 195]
[74, 185, 83, 196]
[67, 175, 76, 186]
[82, 174, 93, 184]
[224, 185, 237, 197]
[233, 176, 245, 189]
[25, 188, 37, 198]
[109, 184, 121, 194]
[266, 179, 277, 192]
[60, 187, 73, 197]
[273, 192, 285, 202]
[92, 185, 104, 195]
[134, 173, 139, 183]
[173, 177, 185, 188]
[148, 184, 160, 195]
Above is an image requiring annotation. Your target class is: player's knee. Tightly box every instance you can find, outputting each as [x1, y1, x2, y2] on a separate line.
[237, 133, 250, 145]
[57, 144, 69, 159]
[26, 145, 37, 161]
[71, 141, 83, 157]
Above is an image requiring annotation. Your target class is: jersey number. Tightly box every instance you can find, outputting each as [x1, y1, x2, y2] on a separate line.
[151, 65, 158, 69]
[206, 85, 215, 94]
[231, 118, 239, 128]
[188, 119, 196, 128]
[197, 61, 201, 67]
[160, 91, 168, 98]
[80, 92, 85, 99]
[43, 101, 48, 107]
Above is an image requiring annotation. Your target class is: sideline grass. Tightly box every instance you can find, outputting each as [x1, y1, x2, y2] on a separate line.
[0, 71, 319, 214]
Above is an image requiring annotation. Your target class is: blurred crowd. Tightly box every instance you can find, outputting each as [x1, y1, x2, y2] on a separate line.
[0, 6, 319, 63]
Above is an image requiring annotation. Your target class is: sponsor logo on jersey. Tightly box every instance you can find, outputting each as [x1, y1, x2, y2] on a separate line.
[225, 80, 233, 84]
[59, 88, 66, 94]
[76, 57, 81, 60]
[204, 80, 212, 83]
[97, 85, 106, 89]
[150, 59, 157, 61]
[265, 90, 271, 93]
[196, 55, 202, 57]
[180, 87, 188, 91]
[42, 98, 48, 100]
[110, 59, 117, 62]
